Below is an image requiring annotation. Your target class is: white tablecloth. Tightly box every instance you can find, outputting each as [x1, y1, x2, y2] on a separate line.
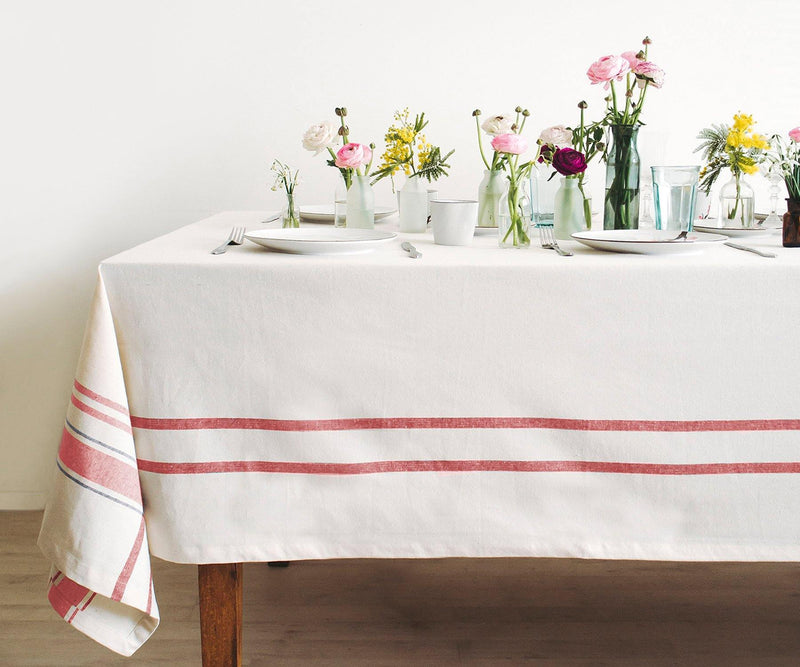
[38, 211, 800, 654]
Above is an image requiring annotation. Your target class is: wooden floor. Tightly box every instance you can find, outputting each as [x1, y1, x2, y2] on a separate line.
[3, 511, 800, 666]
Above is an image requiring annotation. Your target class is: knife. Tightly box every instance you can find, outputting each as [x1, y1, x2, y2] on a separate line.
[724, 241, 777, 258]
[401, 241, 422, 258]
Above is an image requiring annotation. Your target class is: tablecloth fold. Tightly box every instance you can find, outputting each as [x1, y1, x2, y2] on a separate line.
[38, 271, 159, 656]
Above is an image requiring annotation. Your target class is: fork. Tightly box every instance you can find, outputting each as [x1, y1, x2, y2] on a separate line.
[538, 223, 573, 256]
[211, 226, 245, 255]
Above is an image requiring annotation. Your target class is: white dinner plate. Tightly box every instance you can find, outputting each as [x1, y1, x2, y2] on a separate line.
[245, 228, 397, 255]
[571, 229, 727, 255]
[693, 222, 781, 238]
[299, 205, 397, 223]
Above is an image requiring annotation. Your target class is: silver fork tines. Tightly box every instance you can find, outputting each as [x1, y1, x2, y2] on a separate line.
[538, 224, 573, 256]
[211, 226, 246, 255]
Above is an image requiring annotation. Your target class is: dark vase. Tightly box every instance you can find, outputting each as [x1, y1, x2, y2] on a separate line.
[604, 124, 641, 230]
[783, 198, 800, 247]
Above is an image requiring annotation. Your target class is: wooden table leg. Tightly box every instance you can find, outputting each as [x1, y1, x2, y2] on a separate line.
[198, 563, 243, 667]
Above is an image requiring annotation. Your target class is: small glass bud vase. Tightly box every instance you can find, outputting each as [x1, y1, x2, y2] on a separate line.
[497, 184, 531, 248]
[553, 176, 586, 240]
[334, 173, 348, 228]
[398, 176, 429, 233]
[282, 194, 300, 228]
[477, 169, 505, 228]
[719, 174, 755, 228]
[531, 162, 559, 224]
[345, 174, 375, 229]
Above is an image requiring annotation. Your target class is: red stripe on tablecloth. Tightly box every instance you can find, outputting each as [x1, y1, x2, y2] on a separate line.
[73, 380, 129, 416]
[58, 428, 141, 503]
[129, 416, 800, 432]
[136, 458, 800, 476]
[48, 574, 92, 622]
[146, 578, 153, 616]
[112, 516, 146, 601]
[71, 394, 133, 435]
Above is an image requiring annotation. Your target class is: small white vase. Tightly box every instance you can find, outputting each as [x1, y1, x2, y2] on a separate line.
[553, 177, 587, 240]
[346, 174, 374, 229]
[477, 169, 505, 228]
[334, 172, 348, 228]
[397, 176, 429, 233]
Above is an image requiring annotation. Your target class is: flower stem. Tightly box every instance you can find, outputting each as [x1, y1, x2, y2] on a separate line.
[475, 116, 491, 170]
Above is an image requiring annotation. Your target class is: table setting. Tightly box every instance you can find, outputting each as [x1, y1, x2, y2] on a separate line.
[36, 35, 800, 663]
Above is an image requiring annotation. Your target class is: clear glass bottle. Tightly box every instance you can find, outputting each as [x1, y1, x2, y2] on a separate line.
[530, 161, 560, 225]
[282, 193, 300, 228]
[477, 169, 505, 228]
[497, 182, 531, 248]
[345, 174, 374, 229]
[397, 176, 429, 232]
[334, 173, 348, 228]
[553, 176, 586, 240]
[719, 174, 755, 227]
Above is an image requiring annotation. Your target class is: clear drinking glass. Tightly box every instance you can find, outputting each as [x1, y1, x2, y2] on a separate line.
[651, 166, 700, 232]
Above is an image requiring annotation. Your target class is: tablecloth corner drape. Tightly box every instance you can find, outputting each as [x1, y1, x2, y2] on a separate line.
[37, 268, 159, 656]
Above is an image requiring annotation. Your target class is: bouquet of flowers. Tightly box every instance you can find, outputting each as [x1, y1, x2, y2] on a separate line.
[768, 127, 800, 201]
[538, 102, 603, 228]
[587, 37, 664, 127]
[270, 160, 300, 228]
[695, 113, 770, 225]
[302, 107, 374, 189]
[371, 108, 454, 188]
[473, 106, 539, 247]
[586, 37, 665, 229]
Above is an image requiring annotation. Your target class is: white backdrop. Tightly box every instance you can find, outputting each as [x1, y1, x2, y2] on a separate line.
[2, 0, 798, 508]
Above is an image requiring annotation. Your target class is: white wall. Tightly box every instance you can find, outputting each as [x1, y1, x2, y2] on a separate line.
[2, 0, 799, 508]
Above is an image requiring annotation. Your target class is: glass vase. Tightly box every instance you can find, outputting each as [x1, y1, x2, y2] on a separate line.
[530, 162, 559, 224]
[604, 124, 641, 230]
[719, 174, 755, 228]
[282, 194, 300, 228]
[553, 176, 586, 240]
[345, 174, 374, 229]
[498, 181, 531, 248]
[783, 198, 800, 247]
[334, 172, 349, 228]
[477, 169, 505, 228]
[398, 176, 429, 232]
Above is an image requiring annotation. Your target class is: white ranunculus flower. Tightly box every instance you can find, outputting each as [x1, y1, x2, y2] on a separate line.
[302, 121, 337, 155]
[538, 125, 574, 148]
[481, 114, 514, 136]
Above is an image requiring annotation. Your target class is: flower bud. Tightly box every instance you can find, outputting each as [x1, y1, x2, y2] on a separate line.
[578, 100, 588, 109]
[515, 106, 523, 113]
[604, 95, 612, 103]
[522, 109, 530, 117]
[472, 109, 481, 116]
[636, 49, 646, 60]
[643, 36, 652, 45]
[625, 89, 633, 98]
[596, 142, 605, 151]
[334, 107, 342, 116]
[338, 126, 348, 136]
[511, 123, 518, 132]
[340, 107, 348, 116]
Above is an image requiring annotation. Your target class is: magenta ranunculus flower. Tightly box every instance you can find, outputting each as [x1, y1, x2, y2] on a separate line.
[491, 133, 528, 155]
[335, 142, 372, 169]
[633, 61, 665, 89]
[586, 55, 630, 89]
[789, 127, 800, 143]
[552, 148, 588, 176]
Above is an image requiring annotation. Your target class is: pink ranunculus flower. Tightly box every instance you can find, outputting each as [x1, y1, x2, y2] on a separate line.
[335, 142, 372, 169]
[586, 55, 630, 89]
[633, 61, 665, 89]
[620, 50, 640, 69]
[789, 127, 800, 143]
[491, 133, 528, 155]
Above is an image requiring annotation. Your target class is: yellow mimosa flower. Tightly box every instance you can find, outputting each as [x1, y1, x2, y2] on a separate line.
[732, 113, 753, 131]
